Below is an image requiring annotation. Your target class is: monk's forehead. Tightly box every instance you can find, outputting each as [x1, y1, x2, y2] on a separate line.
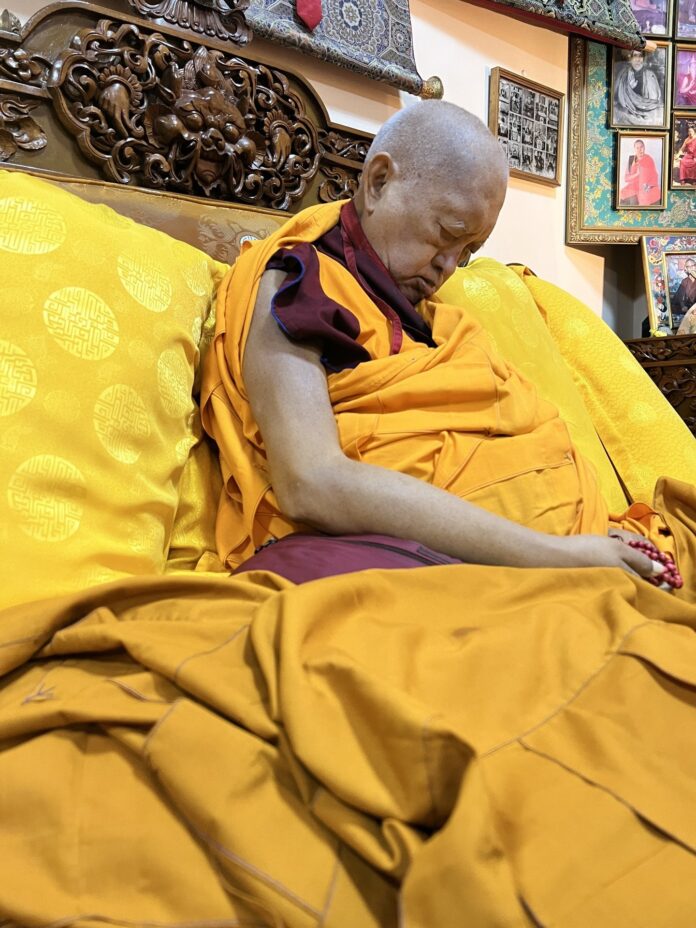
[427, 187, 501, 235]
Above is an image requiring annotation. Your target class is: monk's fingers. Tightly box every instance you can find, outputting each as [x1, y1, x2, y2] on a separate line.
[619, 546, 664, 580]
[608, 527, 645, 544]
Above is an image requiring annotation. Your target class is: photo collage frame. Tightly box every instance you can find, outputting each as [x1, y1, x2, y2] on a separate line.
[488, 67, 564, 187]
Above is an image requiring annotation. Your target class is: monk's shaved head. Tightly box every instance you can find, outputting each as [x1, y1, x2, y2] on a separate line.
[354, 101, 508, 305]
[364, 100, 508, 195]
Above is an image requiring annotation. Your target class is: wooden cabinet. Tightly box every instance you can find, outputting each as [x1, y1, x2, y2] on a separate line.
[624, 335, 696, 437]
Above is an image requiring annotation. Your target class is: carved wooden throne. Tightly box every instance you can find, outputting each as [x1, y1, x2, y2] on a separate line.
[0, 0, 371, 213]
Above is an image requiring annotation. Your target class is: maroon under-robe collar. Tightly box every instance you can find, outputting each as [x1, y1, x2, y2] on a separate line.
[330, 201, 435, 349]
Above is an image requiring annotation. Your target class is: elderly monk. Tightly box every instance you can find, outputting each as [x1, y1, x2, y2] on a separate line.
[202, 100, 679, 586]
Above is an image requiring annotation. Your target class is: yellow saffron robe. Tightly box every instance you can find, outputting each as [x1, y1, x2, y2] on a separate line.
[202, 201, 655, 568]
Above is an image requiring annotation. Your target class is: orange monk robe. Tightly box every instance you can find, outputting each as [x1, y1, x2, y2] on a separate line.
[201, 200, 664, 569]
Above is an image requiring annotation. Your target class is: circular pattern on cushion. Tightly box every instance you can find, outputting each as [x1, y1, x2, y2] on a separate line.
[157, 349, 191, 418]
[0, 340, 37, 417]
[461, 277, 502, 312]
[178, 251, 211, 297]
[93, 384, 151, 464]
[7, 454, 86, 541]
[0, 198, 66, 254]
[43, 287, 119, 361]
[117, 253, 172, 312]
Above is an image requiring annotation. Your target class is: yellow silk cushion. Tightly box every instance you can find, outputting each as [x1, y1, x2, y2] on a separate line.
[436, 260, 628, 513]
[0, 169, 227, 607]
[514, 271, 696, 506]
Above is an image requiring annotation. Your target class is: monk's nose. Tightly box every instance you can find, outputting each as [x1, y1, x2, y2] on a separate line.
[434, 250, 459, 280]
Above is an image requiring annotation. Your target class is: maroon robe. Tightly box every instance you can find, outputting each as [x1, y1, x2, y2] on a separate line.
[266, 201, 435, 372]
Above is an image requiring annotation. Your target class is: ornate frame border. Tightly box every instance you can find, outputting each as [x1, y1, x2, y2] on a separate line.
[566, 37, 696, 244]
[641, 233, 696, 332]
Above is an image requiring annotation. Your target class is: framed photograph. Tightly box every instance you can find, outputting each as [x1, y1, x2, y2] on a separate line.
[670, 113, 696, 187]
[676, 0, 696, 38]
[631, 0, 671, 35]
[674, 45, 696, 107]
[641, 234, 696, 333]
[610, 43, 670, 129]
[616, 132, 668, 208]
[488, 68, 564, 187]
[566, 40, 694, 244]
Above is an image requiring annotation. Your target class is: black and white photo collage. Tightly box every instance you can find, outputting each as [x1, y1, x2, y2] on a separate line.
[496, 75, 561, 183]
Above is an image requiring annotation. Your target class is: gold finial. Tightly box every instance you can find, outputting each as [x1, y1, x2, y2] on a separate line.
[420, 76, 444, 100]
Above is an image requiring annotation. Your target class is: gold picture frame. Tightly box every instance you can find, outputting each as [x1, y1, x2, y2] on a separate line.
[488, 67, 564, 187]
[615, 131, 669, 209]
[670, 111, 696, 188]
[641, 233, 696, 333]
[674, 44, 696, 108]
[609, 42, 671, 131]
[566, 38, 695, 244]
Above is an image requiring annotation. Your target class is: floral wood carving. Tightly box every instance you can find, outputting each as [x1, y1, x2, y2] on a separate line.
[318, 128, 370, 163]
[126, 0, 251, 44]
[318, 164, 359, 203]
[48, 19, 320, 208]
[317, 128, 367, 203]
[0, 46, 50, 86]
[625, 335, 696, 436]
[0, 95, 47, 162]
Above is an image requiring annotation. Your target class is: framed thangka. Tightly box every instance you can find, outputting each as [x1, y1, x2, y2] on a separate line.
[641, 234, 696, 332]
[609, 43, 671, 129]
[567, 38, 695, 244]
[488, 68, 563, 187]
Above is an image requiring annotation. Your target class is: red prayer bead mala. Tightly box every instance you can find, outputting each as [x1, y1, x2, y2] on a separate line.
[626, 538, 683, 591]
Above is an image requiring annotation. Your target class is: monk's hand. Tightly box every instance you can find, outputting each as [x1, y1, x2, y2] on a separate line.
[607, 527, 646, 545]
[554, 534, 665, 581]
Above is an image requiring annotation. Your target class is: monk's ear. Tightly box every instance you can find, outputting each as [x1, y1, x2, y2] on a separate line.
[362, 152, 395, 213]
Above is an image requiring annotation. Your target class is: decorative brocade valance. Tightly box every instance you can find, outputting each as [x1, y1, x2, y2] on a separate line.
[245, 0, 444, 98]
[463, 0, 644, 48]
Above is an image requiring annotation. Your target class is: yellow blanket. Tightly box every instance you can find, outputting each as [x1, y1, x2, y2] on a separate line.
[202, 202, 609, 569]
[0, 482, 695, 926]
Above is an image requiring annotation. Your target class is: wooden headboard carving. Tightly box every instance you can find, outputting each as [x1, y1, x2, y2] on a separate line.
[125, 0, 251, 44]
[0, 2, 371, 212]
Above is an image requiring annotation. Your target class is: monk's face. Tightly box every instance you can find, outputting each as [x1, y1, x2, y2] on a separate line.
[358, 154, 505, 304]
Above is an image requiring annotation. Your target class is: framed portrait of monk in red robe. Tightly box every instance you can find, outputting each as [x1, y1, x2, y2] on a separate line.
[616, 132, 668, 209]
[671, 113, 696, 187]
